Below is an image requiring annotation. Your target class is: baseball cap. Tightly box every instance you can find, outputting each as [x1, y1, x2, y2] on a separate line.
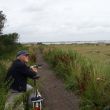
[16, 50, 29, 57]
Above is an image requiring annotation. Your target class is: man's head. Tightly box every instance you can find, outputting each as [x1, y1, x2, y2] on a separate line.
[16, 50, 29, 63]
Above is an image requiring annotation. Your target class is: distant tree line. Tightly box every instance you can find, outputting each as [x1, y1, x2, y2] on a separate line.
[0, 33, 19, 45]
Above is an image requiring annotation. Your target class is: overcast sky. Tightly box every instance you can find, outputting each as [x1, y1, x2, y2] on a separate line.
[0, 0, 110, 42]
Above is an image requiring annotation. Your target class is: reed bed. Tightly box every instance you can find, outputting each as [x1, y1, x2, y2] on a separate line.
[41, 45, 110, 110]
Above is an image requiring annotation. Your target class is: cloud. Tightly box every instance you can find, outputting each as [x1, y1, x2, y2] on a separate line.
[0, 0, 110, 42]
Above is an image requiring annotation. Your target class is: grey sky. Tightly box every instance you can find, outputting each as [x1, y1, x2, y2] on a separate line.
[0, 0, 110, 42]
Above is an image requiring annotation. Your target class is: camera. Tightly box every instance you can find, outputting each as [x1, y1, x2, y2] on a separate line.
[30, 64, 42, 69]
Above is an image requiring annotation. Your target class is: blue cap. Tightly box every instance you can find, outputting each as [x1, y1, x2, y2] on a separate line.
[16, 50, 29, 57]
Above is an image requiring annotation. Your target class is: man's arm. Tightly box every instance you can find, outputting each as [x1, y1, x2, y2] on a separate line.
[17, 63, 39, 79]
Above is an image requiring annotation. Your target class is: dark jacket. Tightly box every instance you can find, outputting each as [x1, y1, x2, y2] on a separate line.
[5, 59, 38, 92]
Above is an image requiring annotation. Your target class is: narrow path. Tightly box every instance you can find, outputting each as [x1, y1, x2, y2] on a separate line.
[37, 51, 79, 110]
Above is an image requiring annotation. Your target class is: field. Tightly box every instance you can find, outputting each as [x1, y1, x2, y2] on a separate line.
[1, 42, 110, 110]
[49, 44, 110, 63]
[41, 44, 110, 110]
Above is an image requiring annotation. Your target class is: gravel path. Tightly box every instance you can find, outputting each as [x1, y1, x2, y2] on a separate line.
[37, 51, 79, 110]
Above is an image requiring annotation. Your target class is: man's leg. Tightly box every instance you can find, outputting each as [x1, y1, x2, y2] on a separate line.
[27, 84, 33, 91]
[26, 84, 34, 107]
[4, 91, 24, 110]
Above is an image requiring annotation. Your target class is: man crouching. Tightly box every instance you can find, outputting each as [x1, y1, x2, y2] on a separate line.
[4, 50, 39, 110]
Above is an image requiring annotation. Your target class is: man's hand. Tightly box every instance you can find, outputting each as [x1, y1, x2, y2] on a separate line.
[30, 66, 38, 73]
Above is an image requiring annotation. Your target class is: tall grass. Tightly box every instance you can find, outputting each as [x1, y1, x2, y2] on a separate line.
[41, 45, 110, 110]
[0, 43, 38, 110]
[0, 45, 21, 110]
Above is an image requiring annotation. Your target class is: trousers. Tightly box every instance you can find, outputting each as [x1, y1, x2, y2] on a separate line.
[4, 84, 33, 110]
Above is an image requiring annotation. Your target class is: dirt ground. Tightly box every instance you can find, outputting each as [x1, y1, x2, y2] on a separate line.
[37, 51, 80, 110]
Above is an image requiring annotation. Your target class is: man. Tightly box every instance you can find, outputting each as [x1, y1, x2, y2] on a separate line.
[4, 50, 39, 110]
[5, 50, 39, 92]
